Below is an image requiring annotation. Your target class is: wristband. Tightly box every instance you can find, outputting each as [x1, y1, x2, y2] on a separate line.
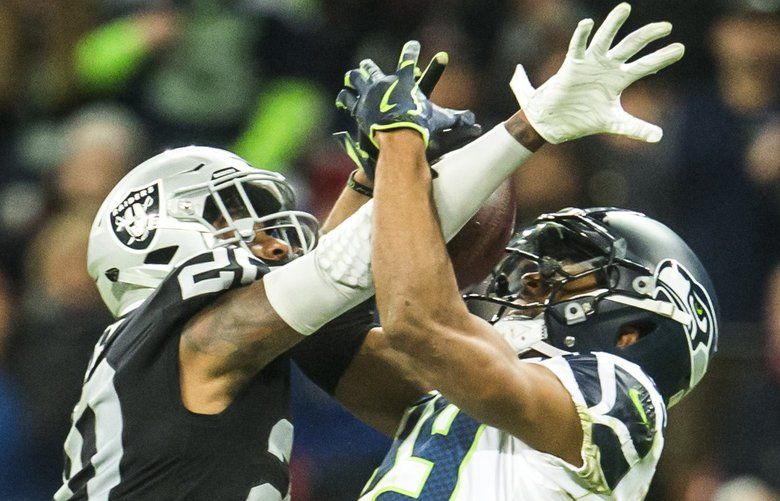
[346, 170, 374, 197]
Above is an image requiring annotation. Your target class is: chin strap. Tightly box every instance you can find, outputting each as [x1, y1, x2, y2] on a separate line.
[607, 294, 692, 326]
[492, 317, 568, 358]
[528, 341, 570, 358]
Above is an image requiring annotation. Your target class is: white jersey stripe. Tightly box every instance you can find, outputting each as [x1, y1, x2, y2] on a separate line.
[84, 362, 124, 500]
[592, 353, 617, 415]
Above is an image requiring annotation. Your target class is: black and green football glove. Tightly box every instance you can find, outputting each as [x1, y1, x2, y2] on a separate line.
[335, 41, 481, 180]
[336, 41, 434, 146]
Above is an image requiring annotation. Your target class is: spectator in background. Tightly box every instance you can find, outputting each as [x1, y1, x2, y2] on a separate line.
[577, 80, 684, 224]
[0, 0, 92, 119]
[490, 0, 585, 122]
[0, 271, 29, 499]
[720, 264, 780, 494]
[669, 2, 779, 325]
[54, 103, 145, 216]
[745, 118, 780, 212]
[494, 0, 585, 79]
[75, 0, 334, 173]
[3, 103, 139, 495]
[7, 214, 114, 496]
[714, 477, 780, 501]
[0, 103, 142, 280]
[0, 0, 97, 283]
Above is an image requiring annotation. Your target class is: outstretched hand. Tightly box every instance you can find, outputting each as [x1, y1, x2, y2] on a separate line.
[511, 2, 684, 144]
[335, 42, 481, 180]
[336, 41, 434, 146]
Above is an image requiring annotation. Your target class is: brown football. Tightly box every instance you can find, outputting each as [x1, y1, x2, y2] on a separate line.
[447, 177, 517, 290]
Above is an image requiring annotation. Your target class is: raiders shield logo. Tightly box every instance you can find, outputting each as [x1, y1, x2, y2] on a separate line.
[110, 182, 161, 250]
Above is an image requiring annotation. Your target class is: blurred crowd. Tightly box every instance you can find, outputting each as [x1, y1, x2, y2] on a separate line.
[0, 0, 777, 499]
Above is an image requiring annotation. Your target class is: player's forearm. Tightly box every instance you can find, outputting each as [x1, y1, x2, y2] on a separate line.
[263, 122, 535, 335]
[372, 132, 539, 431]
[372, 131, 466, 333]
[320, 170, 373, 234]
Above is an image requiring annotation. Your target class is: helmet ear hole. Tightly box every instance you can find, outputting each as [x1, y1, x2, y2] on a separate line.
[105, 268, 119, 282]
[617, 320, 655, 347]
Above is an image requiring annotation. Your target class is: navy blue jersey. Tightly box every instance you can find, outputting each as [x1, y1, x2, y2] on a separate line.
[360, 352, 666, 500]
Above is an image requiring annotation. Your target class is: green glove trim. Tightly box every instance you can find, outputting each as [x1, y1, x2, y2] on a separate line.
[369, 122, 430, 147]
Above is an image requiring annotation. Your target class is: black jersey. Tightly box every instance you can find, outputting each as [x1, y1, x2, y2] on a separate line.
[55, 247, 372, 500]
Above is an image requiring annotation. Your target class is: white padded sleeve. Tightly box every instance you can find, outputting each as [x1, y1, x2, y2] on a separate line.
[432, 123, 532, 239]
[263, 124, 533, 335]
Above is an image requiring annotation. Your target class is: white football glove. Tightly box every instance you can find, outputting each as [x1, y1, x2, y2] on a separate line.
[511, 2, 684, 144]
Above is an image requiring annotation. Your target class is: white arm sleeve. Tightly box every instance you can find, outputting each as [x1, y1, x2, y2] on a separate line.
[263, 124, 533, 334]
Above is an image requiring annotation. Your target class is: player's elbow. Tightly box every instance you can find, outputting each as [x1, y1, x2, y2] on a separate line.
[381, 298, 464, 352]
[382, 300, 430, 344]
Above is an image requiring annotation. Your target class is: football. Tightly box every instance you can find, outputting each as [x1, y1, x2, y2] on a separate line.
[447, 176, 517, 290]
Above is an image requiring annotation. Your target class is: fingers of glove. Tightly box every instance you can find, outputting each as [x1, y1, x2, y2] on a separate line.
[429, 109, 459, 130]
[589, 2, 631, 55]
[339, 131, 377, 178]
[567, 18, 595, 60]
[610, 110, 663, 142]
[335, 88, 358, 113]
[418, 52, 449, 96]
[333, 130, 354, 150]
[344, 69, 368, 92]
[333, 131, 366, 167]
[510, 64, 534, 109]
[623, 42, 684, 83]
[608, 21, 672, 62]
[359, 59, 385, 83]
[396, 40, 421, 80]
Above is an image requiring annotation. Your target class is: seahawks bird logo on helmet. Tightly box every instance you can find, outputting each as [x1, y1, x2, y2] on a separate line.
[653, 259, 717, 405]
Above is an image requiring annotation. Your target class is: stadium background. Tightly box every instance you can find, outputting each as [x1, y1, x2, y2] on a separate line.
[0, 0, 777, 499]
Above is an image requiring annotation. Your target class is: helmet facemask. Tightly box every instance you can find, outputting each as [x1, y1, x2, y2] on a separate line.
[169, 169, 318, 266]
[466, 208, 719, 405]
[466, 213, 636, 325]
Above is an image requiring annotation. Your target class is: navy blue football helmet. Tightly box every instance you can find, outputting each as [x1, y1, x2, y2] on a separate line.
[466, 208, 719, 406]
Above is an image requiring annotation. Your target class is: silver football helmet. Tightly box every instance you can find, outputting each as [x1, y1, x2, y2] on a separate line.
[88, 146, 318, 317]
